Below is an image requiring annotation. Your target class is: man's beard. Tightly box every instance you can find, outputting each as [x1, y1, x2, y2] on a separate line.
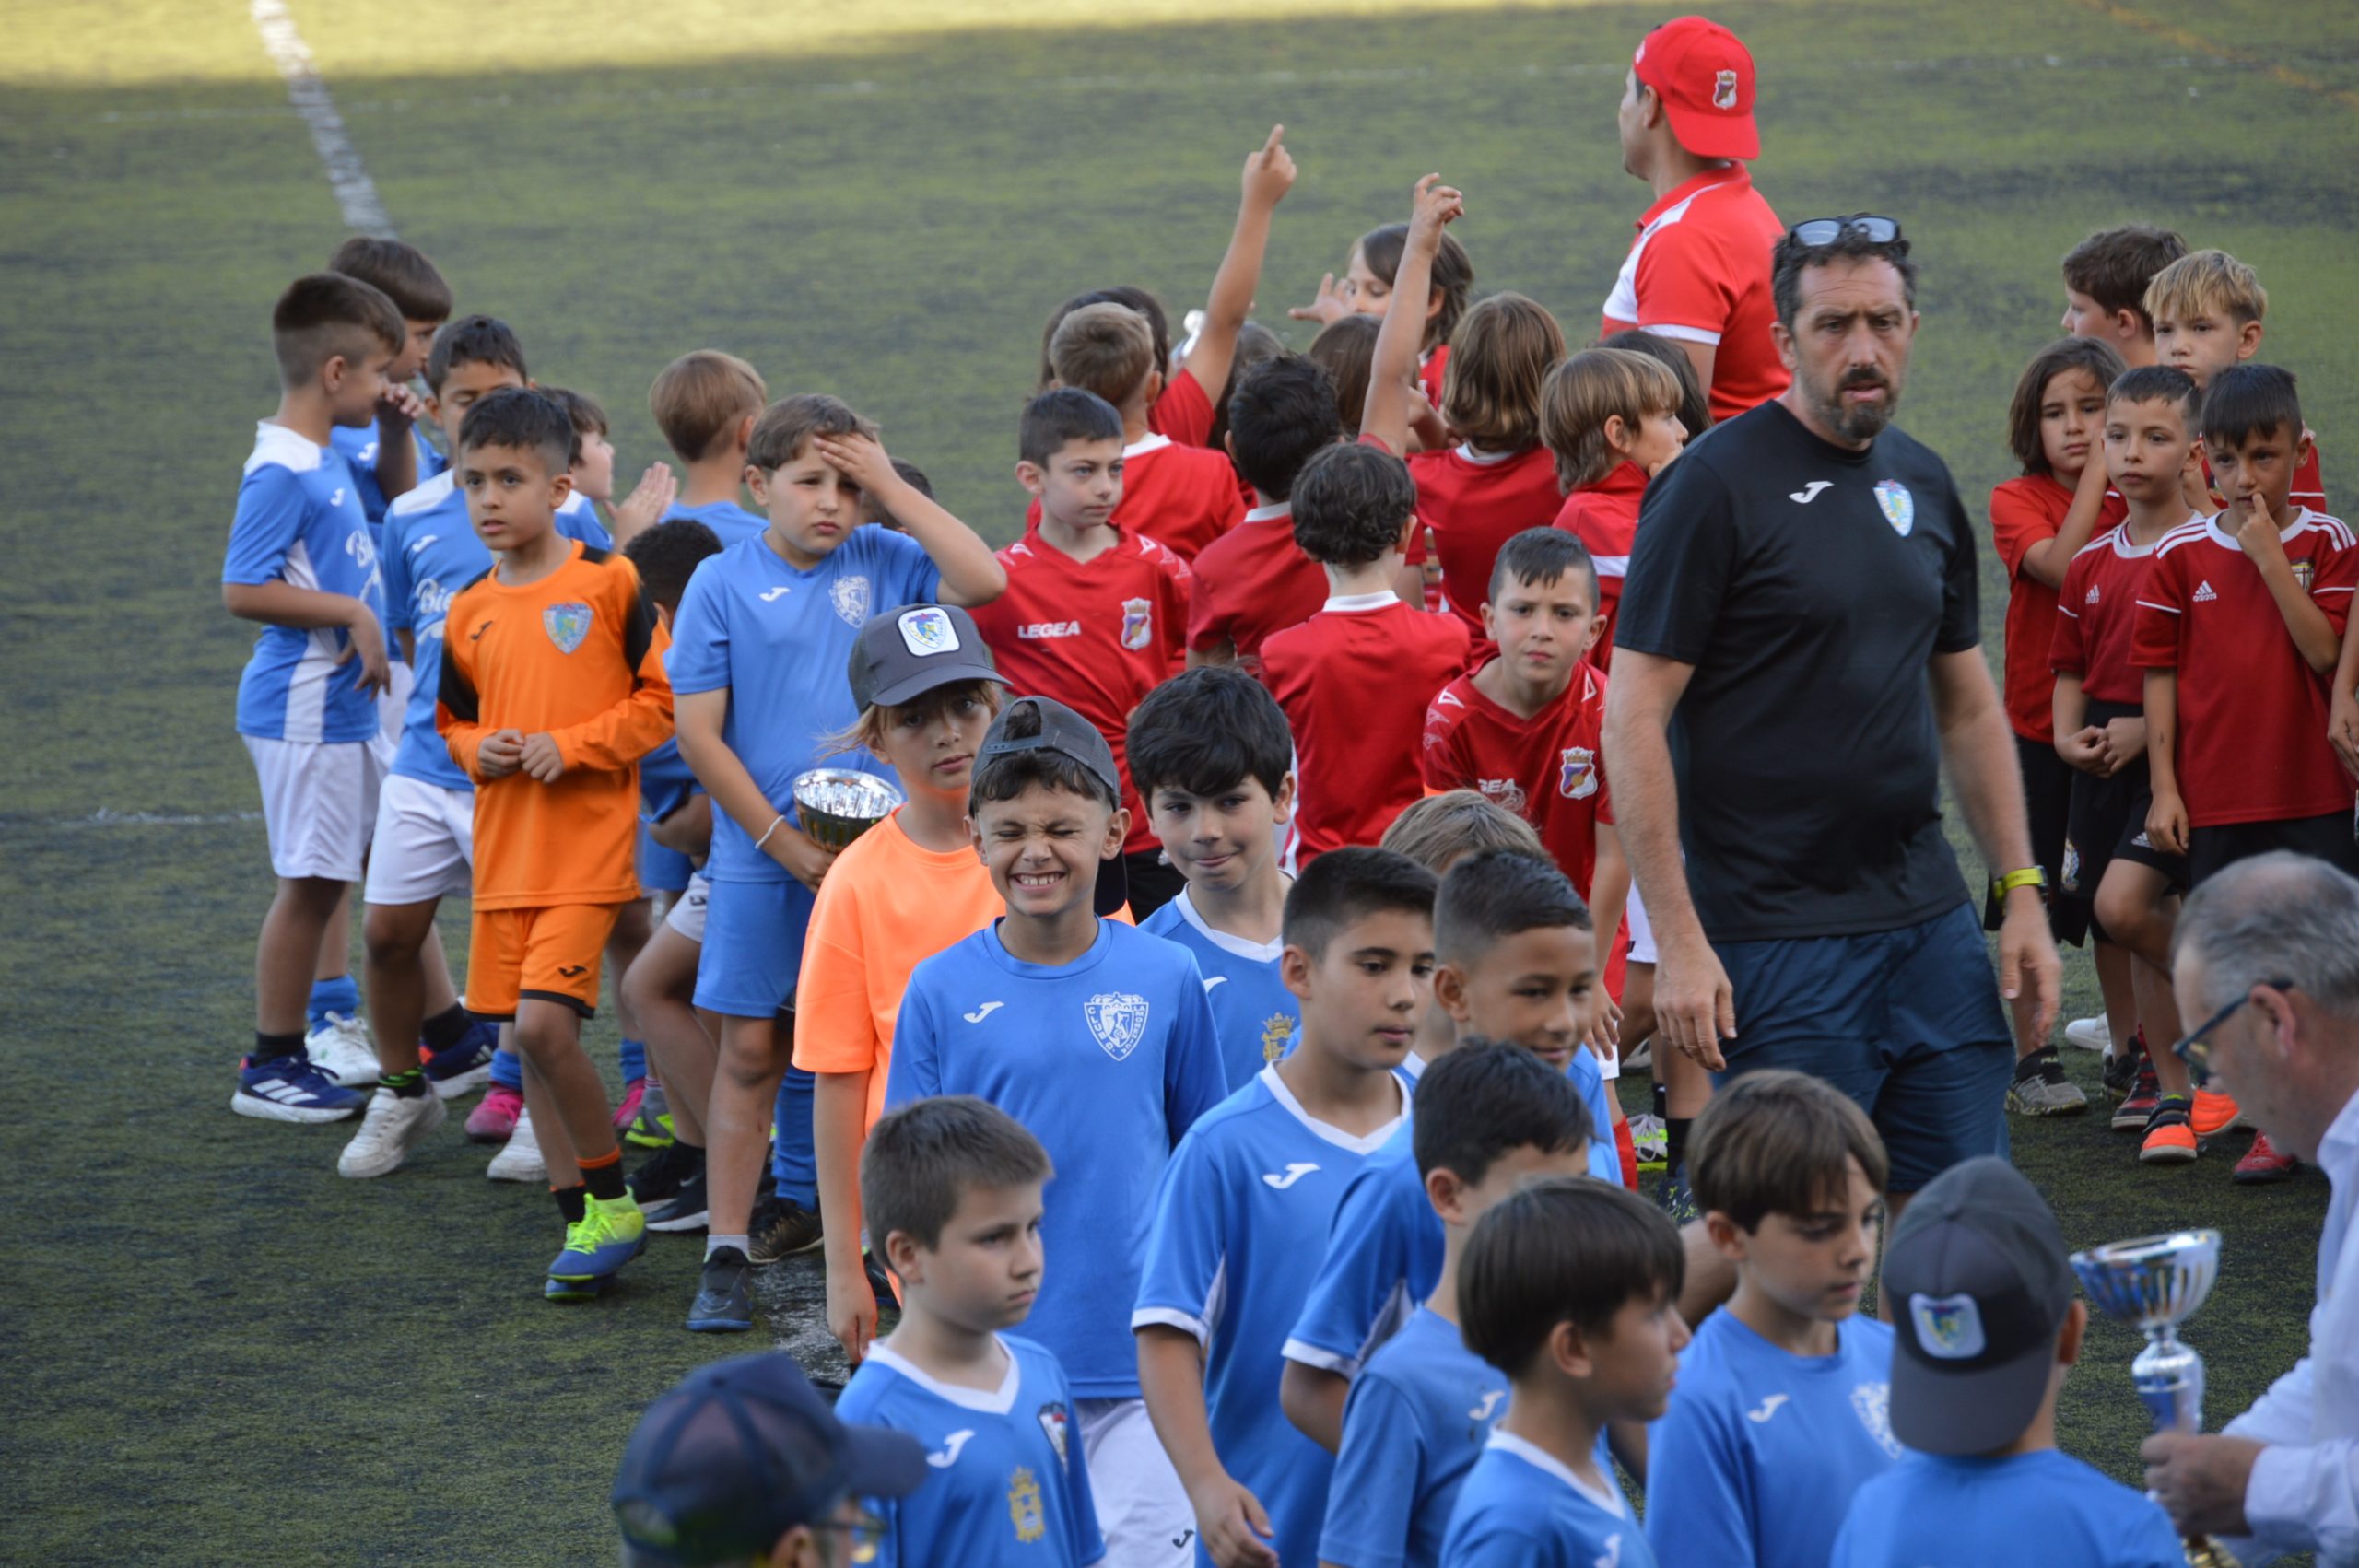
[1806, 363, 1904, 444]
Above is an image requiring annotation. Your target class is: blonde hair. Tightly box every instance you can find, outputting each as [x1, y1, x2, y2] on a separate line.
[2144, 250, 2267, 329]
[1049, 302, 1156, 408]
[823, 677, 1005, 760]
[1440, 293, 1565, 451]
[1541, 348, 1684, 492]
[1380, 790, 1546, 872]
[650, 350, 768, 463]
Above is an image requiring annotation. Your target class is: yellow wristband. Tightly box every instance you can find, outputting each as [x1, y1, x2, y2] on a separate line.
[1998, 867, 2048, 895]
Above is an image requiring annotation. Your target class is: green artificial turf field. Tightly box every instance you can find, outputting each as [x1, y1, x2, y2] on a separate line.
[4, 0, 2354, 1558]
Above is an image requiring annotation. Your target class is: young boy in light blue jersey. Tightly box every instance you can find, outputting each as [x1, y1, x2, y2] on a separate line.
[323, 237, 451, 531]
[886, 696, 1227, 1568]
[838, 1095, 1105, 1568]
[1832, 1156, 2183, 1568]
[1129, 667, 1301, 1088]
[224, 273, 403, 1126]
[1134, 848, 1431, 1568]
[1646, 1071, 1900, 1568]
[672, 392, 1005, 1335]
[649, 349, 769, 546]
[1320, 1041, 1592, 1568]
[1442, 1177, 1689, 1568]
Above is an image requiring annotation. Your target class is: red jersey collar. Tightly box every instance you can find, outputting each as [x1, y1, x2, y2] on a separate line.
[1634, 162, 1750, 231]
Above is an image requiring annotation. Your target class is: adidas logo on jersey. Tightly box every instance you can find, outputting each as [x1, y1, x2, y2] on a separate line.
[1018, 621, 1081, 639]
[2085, 584, 2100, 604]
[2193, 579, 2218, 603]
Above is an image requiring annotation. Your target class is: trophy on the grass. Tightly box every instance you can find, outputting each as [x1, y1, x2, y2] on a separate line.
[2069, 1229, 2237, 1568]
[791, 768, 904, 851]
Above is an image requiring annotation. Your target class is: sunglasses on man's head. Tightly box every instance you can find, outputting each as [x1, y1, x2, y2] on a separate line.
[2168, 977, 2297, 1087]
[1788, 215, 1902, 248]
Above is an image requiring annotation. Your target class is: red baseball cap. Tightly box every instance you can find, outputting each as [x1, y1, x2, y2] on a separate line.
[1633, 16, 1759, 161]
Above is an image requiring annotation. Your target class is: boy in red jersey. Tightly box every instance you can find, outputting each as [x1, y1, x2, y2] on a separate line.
[2060, 224, 2187, 369]
[1187, 355, 1341, 677]
[2147, 252, 2326, 512]
[971, 388, 1195, 915]
[1540, 346, 1689, 668]
[1050, 303, 1245, 564]
[1264, 440, 1470, 864]
[2136, 366, 2357, 890]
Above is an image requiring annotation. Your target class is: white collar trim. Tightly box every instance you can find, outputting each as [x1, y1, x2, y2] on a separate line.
[1123, 432, 1174, 461]
[1258, 1063, 1405, 1154]
[1322, 591, 1400, 614]
[1244, 501, 1292, 523]
[1171, 886, 1285, 963]
[1485, 1430, 1625, 1515]
[1455, 442, 1520, 465]
[865, 1340, 1022, 1414]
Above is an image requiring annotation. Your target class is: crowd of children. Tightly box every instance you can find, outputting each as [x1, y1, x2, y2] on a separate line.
[219, 62, 2343, 1562]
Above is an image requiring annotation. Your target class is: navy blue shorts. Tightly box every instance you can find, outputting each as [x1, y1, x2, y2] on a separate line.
[1715, 902, 2012, 1193]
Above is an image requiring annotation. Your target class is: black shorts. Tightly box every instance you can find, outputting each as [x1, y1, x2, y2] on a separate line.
[2189, 808, 2359, 886]
[1992, 732, 2088, 945]
[2062, 701, 2187, 913]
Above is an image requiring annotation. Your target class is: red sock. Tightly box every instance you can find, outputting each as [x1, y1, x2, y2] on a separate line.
[1614, 1116, 1639, 1190]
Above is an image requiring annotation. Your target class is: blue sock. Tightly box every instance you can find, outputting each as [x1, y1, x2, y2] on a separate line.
[489, 1047, 524, 1093]
[618, 1036, 647, 1083]
[307, 975, 360, 1033]
[769, 1066, 818, 1208]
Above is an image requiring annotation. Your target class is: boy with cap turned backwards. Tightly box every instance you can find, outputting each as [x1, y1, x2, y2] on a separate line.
[1830, 1155, 2185, 1567]
[612, 1352, 925, 1567]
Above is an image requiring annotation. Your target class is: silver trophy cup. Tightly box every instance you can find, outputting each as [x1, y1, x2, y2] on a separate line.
[791, 769, 904, 851]
[2069, 1229, 2236, 1568]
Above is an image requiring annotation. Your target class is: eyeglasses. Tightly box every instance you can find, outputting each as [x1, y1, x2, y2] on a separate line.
[2168, 977, 2296, 1087]
[1788, 215, 1902, 248]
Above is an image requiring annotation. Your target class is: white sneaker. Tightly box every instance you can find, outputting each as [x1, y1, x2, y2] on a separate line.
[2063, 1015, 2111, 1052]
[487, 1108, 546, 1182]
[337, 1088, 448, 1178]
[1622, 1039, 1653, 1071]
[306, 1011, 383, 1088]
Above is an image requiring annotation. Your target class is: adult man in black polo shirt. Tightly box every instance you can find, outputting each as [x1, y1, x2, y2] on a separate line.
[1603, 216, 2060, 1221]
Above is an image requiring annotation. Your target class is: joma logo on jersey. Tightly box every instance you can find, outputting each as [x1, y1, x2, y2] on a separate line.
[1018, 621, 1081, 639]
[1558, 746, 1599, 800]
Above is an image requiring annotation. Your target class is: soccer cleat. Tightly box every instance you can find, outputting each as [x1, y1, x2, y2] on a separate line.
[423, 1021, 499, 1100]
[545, 1271, 617, 1303]
[644, 1172, 710, 1235]
[232, 1053, 369, 1124]
[465, 1084, 525, 1143]
[625, 1078, 674, 1150]
[487, 1109, 547, 1182]
[305, 1011, 383, 1089]
[2007, 1048, 2088, 1117]
[2102, 1048, 2140, 1102]
[2138, 1097, 2199, 1165]
[687, 1246, 755, 1332]
[548, 1195, 647, 1281]
[748, 1196, 825, 1264]
[2064, 1015, 2111, 1052]
[2233, 1131, 2301, 1185]
[2112, 1056, 2161, 1131]
[1656, 1166, 1699, 1226]
[627, 1139, 701, 1205]
[1628, 1113, 1669, 1170]
[337, 1088, 448, 1177]
[2190, 1090, 2244, 1139]
[612, 1077, 647, 1134]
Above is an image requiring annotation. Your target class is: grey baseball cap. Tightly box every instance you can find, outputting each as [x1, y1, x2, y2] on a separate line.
[1884, 1156, 2077, 1456]
[847, 603, 1005, 711]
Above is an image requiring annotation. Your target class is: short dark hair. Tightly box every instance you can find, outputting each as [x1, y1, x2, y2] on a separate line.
[861, 1095, 1052, 1258]
[861, 457, 935, 529]
[326, 236, 452, 322]
[2062, 225, 2189, 331]
[1127, 667, 1293, 803]
[1358, 222, 1475, 351]
[1020, 387, 1124, 468]
[2202, 363, 2304, 452]
[747, 393, 879, 475]
[543, 385, 610, 439]
[457, 386, 573, 475]
[1227, 356, 1342, 500]
[1412, 1038, 1591, 1186]
[1437, 848, 1590, 967]
[1687, 1069, 1889, 1234]
[1461, 1176, 1684, 1379]
[1039, 286, 1172, 394]
[2107, 364, 2201, 426]
[271, 272, 405, 386]
[1283, 846, 1438, 961]
[1487, 526, 1599, 607]
[1601, 328, 1712, 438]
[1203, 320, 1286, 452]
[1771, 216, 1919, 330]
[623, 519, 724, 616]
[2004, 337, 2126, 475]
[969, 696, 1119, 814]
[425, 314, 529, 395]
[1291, 441, 1414, 567]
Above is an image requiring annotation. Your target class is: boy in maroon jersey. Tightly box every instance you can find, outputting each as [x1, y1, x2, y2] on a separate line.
[1188, 355, 1342, 677]
[969, 388, 1195, 915]
[1264, 441, 1470, 864]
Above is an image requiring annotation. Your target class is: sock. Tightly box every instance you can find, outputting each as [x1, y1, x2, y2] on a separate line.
[1651, 1082, 1669, 1122]
[307, 975, 360, 1032]
[706, 1234, 749, 1260]
[419, 1003, 472, 1055]
[381, 1068, 428, 1100]
[1665, 1117, 1692, 1177]
[618, 1037, 647, 1084]
[252, 1029, 306, 1063]
[552, 1185, 588, 1225]
[489, 1047, 524, 1093]
[580, 1147, 628, 1202]
[1614, 1117, 1639, 1190]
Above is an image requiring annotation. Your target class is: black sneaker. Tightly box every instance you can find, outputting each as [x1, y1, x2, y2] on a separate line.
[628, 1140, 702, 1205]
[644, 1170, 710, 1234]
[864, 1249, 898, 1308]
[686, 1246, 754, 1332]
[2102, 1047, 2139, 1101]
[748, 1197, 825, 1264]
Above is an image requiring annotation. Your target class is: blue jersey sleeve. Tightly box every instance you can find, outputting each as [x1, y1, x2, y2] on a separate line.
[1285, 1168, 1413, 1373]
[827, 1368, 906, 1568]
[1320, 1371, 1425, 1568]
[1443, 1517, 1552, 1568]
[883, 975, 944, 1106]
[558, 500, 615, 551]
[873, 525, 944, 608]
[1132, 1126, 1229, 1339]
[1568, 1051, 1622, 1183]
[1162, 960, 1231, 1143]
[665, 558, 733, 696]
[380, 507, 417, 640]
[222, 462, 311, 586]
[1644, 1388, 1755, 1568]
[1057, 1369, 1107, 1566]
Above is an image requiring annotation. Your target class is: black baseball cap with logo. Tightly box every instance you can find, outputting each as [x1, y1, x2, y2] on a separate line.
[976, 695, 1131, 918]
[1883, 1155, 2078, 1456]
[847, 603, 1005, 710]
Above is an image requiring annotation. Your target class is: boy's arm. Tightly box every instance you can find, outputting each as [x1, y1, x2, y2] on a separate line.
[1642, 1398, 1758, 1568]
[222, 579, 391, 696]
[2332, 614, 2359, 780]
[647, 791, 711, 856]
[1316, 1372, 1422, 1568]
[795, 897, 886, 1365]
[675, 687, 839, 890]
[1281, 1363, 1350, 1456]
[371, 394, 426, 506]
[1361, 176, 1464, 451]
[2236, 497, 2340, 673]
[541, 591, 675, 772]
[1589, 824, 1630, 982]
[2143, 667, 2189, 855]
[1180, 126, 1297, 425]
[812, 1071, 877, 1363]
[2051, 672, 2105, 773]
[813, 433, 1005, 607]
[1138, 1328, 1277, 1568]
[2013, 460, 2114, 590]
[433, 621, 499, 778]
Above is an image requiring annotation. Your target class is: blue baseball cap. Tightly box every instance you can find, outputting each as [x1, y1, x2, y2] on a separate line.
[612, 1353, 926, 1564]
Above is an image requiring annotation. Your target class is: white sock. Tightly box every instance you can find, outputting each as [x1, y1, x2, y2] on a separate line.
[706, 1234, 749, 1260]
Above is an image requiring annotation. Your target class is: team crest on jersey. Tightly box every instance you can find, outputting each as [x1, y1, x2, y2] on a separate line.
[543, 602, 593, 653]
[1085, 991, 1149, 1061]
[1261, 1013, 1294, 1064]
[1477, 778, 1529, 816]
[830, 574, 872, 626]
[1713, 68, 1740, 110]
[1008, 1468, 1046, 1543]
[1909, 1292, 1987, 1359]
[1037, 1401, 1070, 1464]
[1874, 479, 1915, 537]
[1558, 746, 1600, 800]
[2294, 559, 2317, 593]
[1120, 597, 1154, 651]
[1851, 1381, 1903, 1459]
[899, 605, 958, 656]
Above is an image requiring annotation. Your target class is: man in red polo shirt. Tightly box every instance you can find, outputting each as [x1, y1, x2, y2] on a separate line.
[1601, 15, 1789, 424]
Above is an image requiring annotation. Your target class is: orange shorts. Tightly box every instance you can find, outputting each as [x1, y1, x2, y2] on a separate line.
[464, 902, 625, 1020]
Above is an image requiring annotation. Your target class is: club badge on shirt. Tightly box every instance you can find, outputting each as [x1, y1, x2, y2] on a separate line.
[1008, 1467, 1046, 1543]
[1260, 1012, 1294, 1064]
[1121, 597, 1154, 651]
[1085, 991, 1149, 1061]
[1851, 1381, 1903, 1458]
[544, 602, 593, 654]
[831, 574, 872, 627]
[1559, 746, 1600, 800]
[1874, 479, 1915, 538]
[1037, 1400, 1070, 1464]
[2294, 558, 2317, 594]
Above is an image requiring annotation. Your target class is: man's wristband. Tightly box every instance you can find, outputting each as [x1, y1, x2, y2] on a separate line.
[1993, 867, 2048, 899]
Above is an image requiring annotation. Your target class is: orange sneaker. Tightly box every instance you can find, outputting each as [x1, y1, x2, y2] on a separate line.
[2139, 1097, 2199, 1165]
[2190, 1090, 2243, 1138]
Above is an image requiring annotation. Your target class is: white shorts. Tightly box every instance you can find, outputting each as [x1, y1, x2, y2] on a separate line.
[370, 661, 411, 776]
[364, 771, 475, 905]
[244, 734, 379, 882]
[663, 872, 710, 942]
[1077, 1397, 1193, 1568]
[1626, 880, 1657, 966]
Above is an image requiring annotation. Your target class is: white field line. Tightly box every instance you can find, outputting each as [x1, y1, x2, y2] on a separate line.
[247, 0, 395, 236]
[0, 810, 266, 830]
